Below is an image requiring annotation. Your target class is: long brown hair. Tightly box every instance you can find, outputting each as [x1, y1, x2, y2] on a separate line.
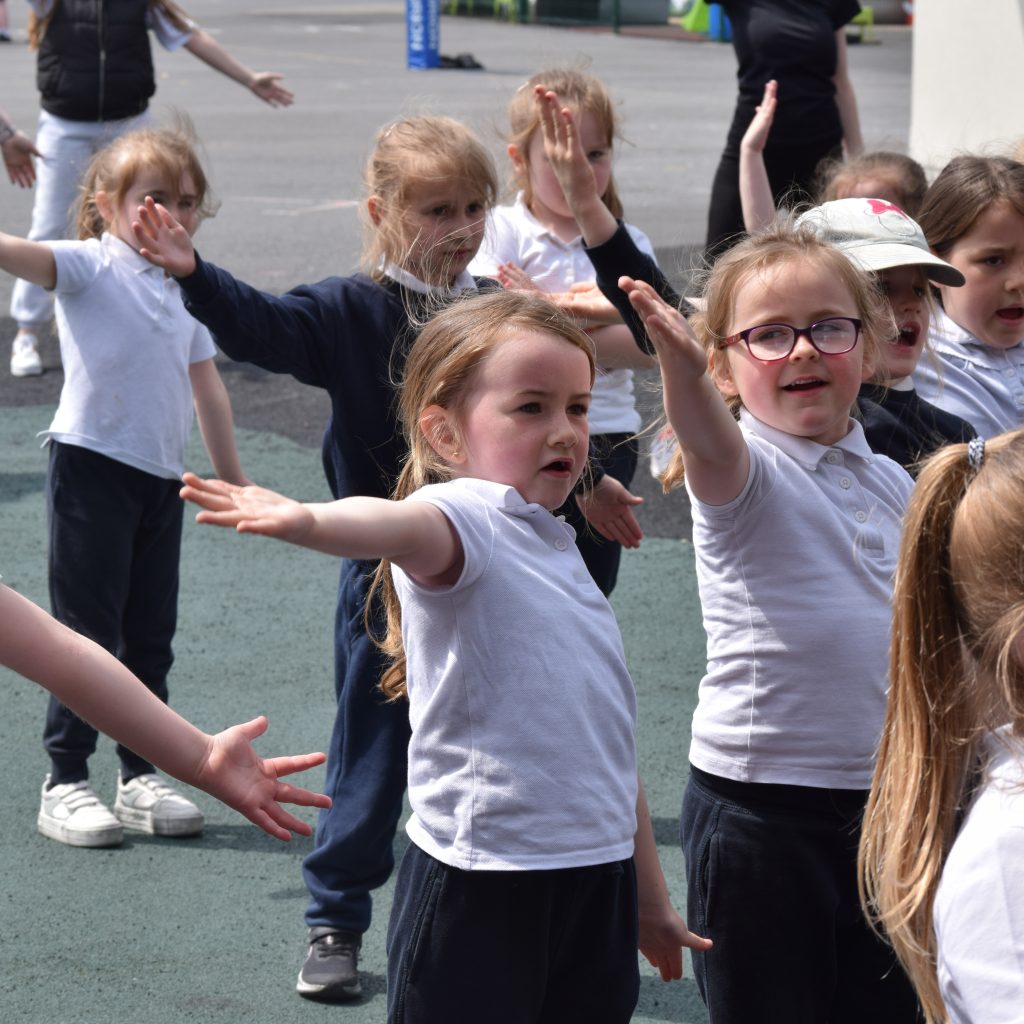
[816, 151, 929, 217]
[29, 0, 192, 48]
[506, 67, 624, 219]
[369, 290, 596, 700]
[859, 428, 1024, 1022]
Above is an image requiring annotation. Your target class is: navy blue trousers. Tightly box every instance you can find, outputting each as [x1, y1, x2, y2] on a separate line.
[557, 432, 639, 597]
[386, 843, 640, 1024]
[681, 767, 920, 1023]
[43, 442, 182, 785]
[302, 559, 411, 933]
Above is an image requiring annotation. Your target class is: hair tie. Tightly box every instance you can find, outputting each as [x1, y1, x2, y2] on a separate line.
[967, 436, 986, 472]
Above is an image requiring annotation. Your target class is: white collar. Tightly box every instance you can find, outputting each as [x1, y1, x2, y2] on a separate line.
[739, 408, 876, 470]
[513, 192, 583, 248]
[101, 232, 162, 276]
[383, 262, 478, 297]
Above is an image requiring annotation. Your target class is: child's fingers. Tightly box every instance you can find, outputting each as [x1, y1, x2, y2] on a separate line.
[264, 752, 329, 781]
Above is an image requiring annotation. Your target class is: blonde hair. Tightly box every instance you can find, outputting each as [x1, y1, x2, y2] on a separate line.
[917, 154, 1024, 259]
[369, 290, 596, 700]
[75, 125, 215, 240]
[29, 0, 191, 48]
[859, 428, 1024, 1022]
[360, 116, 498, 281]
[817, 152, 929, 217]
[507, 68, 624, 219]
[660, 218, 892, 490]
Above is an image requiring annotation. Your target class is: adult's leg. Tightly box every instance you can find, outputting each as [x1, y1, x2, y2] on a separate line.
[44, 444, 142, 784]
[705, 145, 746, 263]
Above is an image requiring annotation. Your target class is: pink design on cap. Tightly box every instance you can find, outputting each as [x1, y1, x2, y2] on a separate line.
[865, 199, 907, 218]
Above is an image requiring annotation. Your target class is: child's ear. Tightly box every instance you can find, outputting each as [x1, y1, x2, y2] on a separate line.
[94, 189, 115, 225]
[367, 195, 384, 227]
[507, 143, 526, 180]
[420, 405, 465, 464]
[708, 349, 739, 397]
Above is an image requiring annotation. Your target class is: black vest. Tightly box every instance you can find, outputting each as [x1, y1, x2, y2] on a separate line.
[37, 0, 156, 122]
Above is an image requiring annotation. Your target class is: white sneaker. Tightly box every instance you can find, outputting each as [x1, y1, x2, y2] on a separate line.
[10, 332, 43, 377]
[114, 773, 204, 836]
[37, 776, 124, 848]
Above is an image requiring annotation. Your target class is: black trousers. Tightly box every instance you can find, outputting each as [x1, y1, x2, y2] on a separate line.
[43, 442, 182, 784]
[386, 844, 640, 1024]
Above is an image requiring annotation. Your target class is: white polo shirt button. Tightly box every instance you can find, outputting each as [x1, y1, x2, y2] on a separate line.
[854, 510, 867, 523]
[1005, 368, 1016, 378]
[840, 476, 851, 489]
[826, 451, 841, 464]
[554, 538, 568, 551]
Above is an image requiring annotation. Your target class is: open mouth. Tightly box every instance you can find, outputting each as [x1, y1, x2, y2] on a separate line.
[782, 378, 826, 392]
[543, 459, 574, 475]
[893, 322, 920, 348]
[996, 307, 1024, 323]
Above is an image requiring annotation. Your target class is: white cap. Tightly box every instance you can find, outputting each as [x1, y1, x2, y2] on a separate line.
[796, 198, 965, 287]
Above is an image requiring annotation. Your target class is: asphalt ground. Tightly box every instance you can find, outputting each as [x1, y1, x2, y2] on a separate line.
[0, 5, 911, 1021]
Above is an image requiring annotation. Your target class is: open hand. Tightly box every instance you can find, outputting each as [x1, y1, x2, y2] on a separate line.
[496, 261, 542, 293]
[133, 196, 197, 277]
[180, 472, 316, 543]
[250, 72, 294, 108]
[622, 277, 707, 378]
[740, 79, 778, 155]
[576, 473, 643, 548]
[196, 716, 330, 841]
[3, 131, 42, 188]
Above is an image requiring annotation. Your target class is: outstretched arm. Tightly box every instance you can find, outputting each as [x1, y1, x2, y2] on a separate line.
[183, 30, 294, 107]
[739, 80, 778, 232]
[635, 778, 712, 980]
[180, 473, 461, 584]
[0, 585, 330, 841]
[190, 358, 248, 485]
[623, 278, 749, 505]
[0, 231, 56, 289]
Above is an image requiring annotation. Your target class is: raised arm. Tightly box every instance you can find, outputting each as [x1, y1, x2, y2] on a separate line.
[189, 358, 247, 485]
[180, 473, 462, 584]
[833, 31, 864, 158]
[0, 231, 57, 289]
[623, 278, 749, 505]
[0, 585, 330, 841]
[739, 80, 778, 232]
[183, 30, 294, 107]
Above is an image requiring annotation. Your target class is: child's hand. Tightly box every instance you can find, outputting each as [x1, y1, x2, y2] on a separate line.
[249, 72, 295, 108]
[740, 79, 778, 155]
[535, 85, 601, 214]
[180, 471, 316, 543]
[549, 282, 622, 327]
[621, 277, 707, 378]
[576, 474, 644, 548]
[496, 261, 542, 294]
[132, 195, 197, 277]
[2, 131, 42, 188]
[639, 901, 713, 982]
[195, 715, 331, 841]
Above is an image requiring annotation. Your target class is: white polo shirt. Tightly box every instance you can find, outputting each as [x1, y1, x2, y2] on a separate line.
[394, 477, 639, 871]
[913, 308, 1024, 439]
[934, 728, 1024, 1023]
[686, 410, 913, 789]
[45, 234, 216, 479]
[469, 194, 655, 434]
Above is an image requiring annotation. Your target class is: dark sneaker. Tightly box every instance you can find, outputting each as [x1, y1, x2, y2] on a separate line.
[296, 927, 363, 1002]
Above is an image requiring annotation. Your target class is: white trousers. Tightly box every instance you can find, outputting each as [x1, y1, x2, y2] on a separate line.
[11, 108, 150, 329]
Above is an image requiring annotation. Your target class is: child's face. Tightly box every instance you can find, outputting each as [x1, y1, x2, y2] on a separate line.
[394, 180, 488, 287]
[513, 110, 612, 227]
[938, 199, 1024, 349]
[876, 265, 929, 383]
[102, 169, 200, 248]
[716, 259, 866, 446]
[453, 330, 591, 509]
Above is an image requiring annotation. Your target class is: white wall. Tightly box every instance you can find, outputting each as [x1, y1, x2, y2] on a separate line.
[909, 0, 1024, 173]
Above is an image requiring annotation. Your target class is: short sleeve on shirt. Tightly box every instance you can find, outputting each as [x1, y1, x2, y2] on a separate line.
[147, 6, 196, 50]
[187, 322, 217, 365]
[50, 239, 103, 295]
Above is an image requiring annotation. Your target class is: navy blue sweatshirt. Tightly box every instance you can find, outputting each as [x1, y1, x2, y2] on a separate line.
[177, 255, 493, 501]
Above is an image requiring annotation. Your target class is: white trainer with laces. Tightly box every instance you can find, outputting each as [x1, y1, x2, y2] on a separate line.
[37, 776, 124, 847]
[114, 773, 204, 836]
[10, 332, 43, 377]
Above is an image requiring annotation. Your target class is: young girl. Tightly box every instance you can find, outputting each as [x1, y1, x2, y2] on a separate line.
[1, 583, 330, 843]
[469, 69, 656, 595]
[912, 155, 1024, 440]
[860, 429, 1024, 1023]
[10, 0, 293, 378]
[796, 197, 977, 473]
[0, 125, 247, 849]
[179, 288, 710, 1024]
